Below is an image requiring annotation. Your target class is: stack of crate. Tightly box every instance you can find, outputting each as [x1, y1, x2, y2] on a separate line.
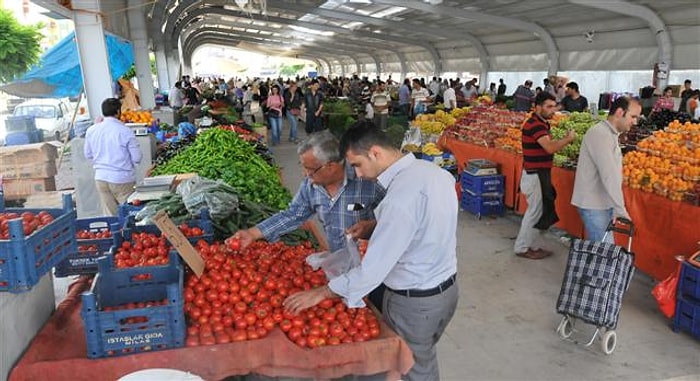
[460, 159, 505, 219]
[4, 116, 43, 146]
[673, 253, 700, 340]
[0, 143, 58, 200]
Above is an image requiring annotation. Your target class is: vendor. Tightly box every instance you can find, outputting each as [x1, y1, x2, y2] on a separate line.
[651, 86, 675, 114]
[228, 131, 386, 309]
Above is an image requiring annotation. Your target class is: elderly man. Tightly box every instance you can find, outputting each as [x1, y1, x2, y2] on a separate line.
[284, 122, 459, 381]
[572, 97, 640, 242]
[230, 131, 386, 307]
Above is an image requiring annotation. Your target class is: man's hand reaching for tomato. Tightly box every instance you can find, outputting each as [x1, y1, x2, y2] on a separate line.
[227, 227, 264, 251]
[284, 285, 336, 314]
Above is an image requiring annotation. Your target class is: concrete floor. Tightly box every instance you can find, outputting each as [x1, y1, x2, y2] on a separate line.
[50, 125, 699, 381]
[268, 128, 700, 381]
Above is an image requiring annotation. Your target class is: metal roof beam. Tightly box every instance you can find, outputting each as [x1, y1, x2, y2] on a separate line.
[568, 0, 672, 87]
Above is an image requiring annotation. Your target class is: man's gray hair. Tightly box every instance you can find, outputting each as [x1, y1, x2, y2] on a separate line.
[297, 131, 342, 163]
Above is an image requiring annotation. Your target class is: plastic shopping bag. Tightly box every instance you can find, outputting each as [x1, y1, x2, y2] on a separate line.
[651, 255, 684, 319]
[306, 235, 361, 280]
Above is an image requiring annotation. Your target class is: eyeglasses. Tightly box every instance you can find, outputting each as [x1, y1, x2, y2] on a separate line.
[302, 162, 331, 177]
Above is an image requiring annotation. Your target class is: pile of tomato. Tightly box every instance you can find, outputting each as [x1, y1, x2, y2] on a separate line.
[76, 228, 113, 252]
[112, 224, 208, 269]
[0, 211, 55, 239]
[184, 240, 381, 348]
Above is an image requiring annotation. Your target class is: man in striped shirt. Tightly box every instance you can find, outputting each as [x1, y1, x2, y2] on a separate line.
[515, 92, 576, 259]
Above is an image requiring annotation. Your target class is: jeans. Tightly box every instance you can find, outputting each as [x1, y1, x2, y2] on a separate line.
[374, 113, 388, 130]
[577, 207, 614, 243]
[268, 116, 282, 145]
[286, 111, 298, 141]
[514, 170, 545, 253]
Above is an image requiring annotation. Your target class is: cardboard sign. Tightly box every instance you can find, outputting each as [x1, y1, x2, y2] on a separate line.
[152, 210, 205, 276]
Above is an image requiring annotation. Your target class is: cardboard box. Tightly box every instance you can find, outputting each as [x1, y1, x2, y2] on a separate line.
[2, 177, 56, 199]
[0, 143, 58, 164]
[0, 161, 57, 180]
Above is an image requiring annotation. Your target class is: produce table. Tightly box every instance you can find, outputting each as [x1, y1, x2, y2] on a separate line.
[445, 137, 699, 281]
[10, 278, 414, 381]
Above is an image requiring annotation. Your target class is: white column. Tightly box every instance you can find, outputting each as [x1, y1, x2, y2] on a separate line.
[127, 0, 155, 109]
[165, 48, 181, 88]
[72, 0, 112, 118]
[154, 44, 169, 92]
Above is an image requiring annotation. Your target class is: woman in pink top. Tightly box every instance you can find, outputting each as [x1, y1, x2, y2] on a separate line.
[652, 86, 675, 114]
[266, 85, 285, 146]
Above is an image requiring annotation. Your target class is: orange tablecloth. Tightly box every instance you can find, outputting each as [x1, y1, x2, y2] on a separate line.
[10, 281, 413, 381]
[445, 137, 699, 281]
[445, 138, 521, 208]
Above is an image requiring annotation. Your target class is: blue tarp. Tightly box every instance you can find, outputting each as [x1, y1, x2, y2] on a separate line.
[0, 31, 134, 98]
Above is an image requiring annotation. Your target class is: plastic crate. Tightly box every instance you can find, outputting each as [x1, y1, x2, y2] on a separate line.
[0, 193, 77, 293]
[80, 253, 185, 358]
[122, 208, 214, 245]
[5, 115, 37, 132]
[54, 216, 120, 277]
[117, 203, 145, 226]
[461, 192, 504, 218]
[4, 130, 43, 146]
[461, 173, 505, 196]
[679, 261, 700, 302]
[672, 297, 700, 340]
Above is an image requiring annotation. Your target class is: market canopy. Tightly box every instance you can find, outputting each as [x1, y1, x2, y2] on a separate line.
[0, 31, 134, 99]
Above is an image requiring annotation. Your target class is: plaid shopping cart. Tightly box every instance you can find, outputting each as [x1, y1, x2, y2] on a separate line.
[555, 218, 635, 354]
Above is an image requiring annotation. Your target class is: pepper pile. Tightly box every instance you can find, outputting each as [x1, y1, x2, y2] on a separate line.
[151, 128, 291, 210]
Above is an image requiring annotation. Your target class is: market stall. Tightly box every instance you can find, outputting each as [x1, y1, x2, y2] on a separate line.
[10, 277, 413, 381]
[443, 107, 700, 282]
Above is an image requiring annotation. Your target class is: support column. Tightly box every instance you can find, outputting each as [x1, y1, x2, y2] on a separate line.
[72, 0, 112, 118]
[165, 48, 181, 88]
[154, 44, 169, 92]
[127, 0, 155, 109]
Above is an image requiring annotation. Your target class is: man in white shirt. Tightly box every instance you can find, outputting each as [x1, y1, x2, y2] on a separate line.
[572, 97, 640, 242]
[461, 79, 478, 100]
[168, 81, 185, 110]
[370, 81, 390, 129]
[285, 122, 459, 381]
[410, 78, 431, 119]
[443, 84, 457, 111]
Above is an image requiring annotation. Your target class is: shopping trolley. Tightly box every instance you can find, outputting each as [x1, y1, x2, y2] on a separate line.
[555, 218, 635, 354]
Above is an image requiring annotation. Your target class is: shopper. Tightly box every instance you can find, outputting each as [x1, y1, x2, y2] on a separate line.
[284, 122, 459, 381]
[678, 79, 694, 113]
[514, 92, 576, 259]
[398, 78, 412, 116]
[266, 85, 284, 146]
[512, 80, 535, 111]
[229, 131, 386, 307]
[460, 79, 478, 100]
[443, 83, 457, 112]
[560, 82, 588, 112]
[410, 78, 431, 119]
[84, 98, 142, 216]
[304, 79, 325, 133]
[572, 97, 640, 242]
[371, 80, 390, 130]
[168, 81, 185, 110]
[283, 82, 303, 143]
[497, 78, 507, 98]
[651, 86, 675, 114]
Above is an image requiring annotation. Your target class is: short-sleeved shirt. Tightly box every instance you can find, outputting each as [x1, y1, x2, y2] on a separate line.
[560, 95, 588, 112]
[521, 113, 553, 171]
